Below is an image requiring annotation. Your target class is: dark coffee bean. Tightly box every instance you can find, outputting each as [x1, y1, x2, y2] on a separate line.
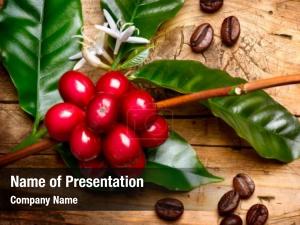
[220, 214, 243, 225]
[155, 198, 184, 221]
[221, 16, 241, 47]
[246, 204, 269, 225]
[233, 173, 255, 199]
[218, 190, 240, 216]
[200, 0, 223, 13]
[190, 23, 214, 53]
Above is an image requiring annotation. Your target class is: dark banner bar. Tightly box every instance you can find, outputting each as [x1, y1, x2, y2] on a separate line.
[0, 168, 191, 211]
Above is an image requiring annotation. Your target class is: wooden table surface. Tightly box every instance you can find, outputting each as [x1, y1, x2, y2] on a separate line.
[1, 0, 300, 224]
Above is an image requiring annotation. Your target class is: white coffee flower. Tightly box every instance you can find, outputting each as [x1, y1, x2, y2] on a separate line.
[95, 9, 150, 55]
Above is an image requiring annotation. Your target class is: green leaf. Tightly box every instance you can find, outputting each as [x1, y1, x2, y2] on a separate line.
[100, 0, 184, 39]
[56, 143, 79, 169]
[143, 131, 222, 191]
[131, 60, 300, 163]
[119, 46, 150, 70]
[11, 128, 47, 152]
[57, 131, 221, 191]
[0, 0, 83, 125]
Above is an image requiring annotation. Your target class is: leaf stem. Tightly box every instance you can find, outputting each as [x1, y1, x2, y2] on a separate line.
[111, 52, 123, 69]
[2, 74, 300, 167]
[32, 117, 41, 134]
[11, 127, 47, 152]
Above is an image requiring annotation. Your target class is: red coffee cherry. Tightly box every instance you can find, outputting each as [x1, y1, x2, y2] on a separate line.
[96, 71, 129, 98]
[86, 94, 119, 133]
[104, 124, 142, 167]
[139, 116, 169, 148]
[59, 71, 95, 108]
[45, 103, 84, 141]
[121, 90, 157, 130]
[70, 123, 102, 161]
[127, 82, 139, 92]
[114, 152, 146, 177]
[128, 152, 146, 169]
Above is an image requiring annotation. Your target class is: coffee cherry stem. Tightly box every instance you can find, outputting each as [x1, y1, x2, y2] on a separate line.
[1, 74, 300, 167]
[156, 74, 300, 109]
[0, 138, 56, 167]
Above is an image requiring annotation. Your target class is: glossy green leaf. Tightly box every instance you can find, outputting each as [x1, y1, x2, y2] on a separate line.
[131, 60, 300, 163]
[57, 131, 221, 191]
[11, 128, 47, 152]
[56, 143, 79, 169]
[0, 0, 83, 126]
[119, 46, 150, 70]
[143, 131, 222, 191]
[100, 0, 184, 39]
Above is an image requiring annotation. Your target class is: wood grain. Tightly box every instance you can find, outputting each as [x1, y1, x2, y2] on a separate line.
[0, 66, 17, 102]
[151, 0, 300, 115]
[0, 105, 254, 154]
[6, 105, 300, 155]
[1, 0, 300, 224]
[1, 210, 299, 225]
[0, 147, 300, 224]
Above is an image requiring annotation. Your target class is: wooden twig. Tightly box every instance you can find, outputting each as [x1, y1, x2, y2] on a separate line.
[156, 74, 300, 109]
[1, 74, 300, 167]
[0, 139, 56, 167]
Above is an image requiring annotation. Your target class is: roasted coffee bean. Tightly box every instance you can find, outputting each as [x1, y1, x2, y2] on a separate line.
[221, 16, 241, 47]
[246, 204, 269, 225]
[233, 173, 255, 199]
[218, 190, 240, 216]
[220, 214, 243, 225]
[155, 198, 184, 221]
[190, 23, 214, 53]
[200, 0, 223, 13]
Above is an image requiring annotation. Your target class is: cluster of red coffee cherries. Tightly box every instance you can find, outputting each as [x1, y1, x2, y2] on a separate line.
[45, 71, 169, 175]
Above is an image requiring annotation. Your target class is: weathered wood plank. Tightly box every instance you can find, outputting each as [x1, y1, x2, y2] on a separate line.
[5, 104, 300, 155]
[4, 147, 300, 189]
[1, 0, 300, 224]
[1, 147, 300, 224]
[0, 104, 247, 154]
[0, 211, 217, 225]
[0, 67, 18, 102]
[3, 154, 64, 168]
[150, 0, 300, 116]
[0, 148, 300, 225]
[0, 105, 32, 149]
[0, 210, 298, 225]
[1, 0, 300, 116]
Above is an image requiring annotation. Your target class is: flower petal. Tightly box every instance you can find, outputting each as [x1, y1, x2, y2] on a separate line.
[83, 48, 110, 69]
[127, 36, 150, 44]
[95, 25, 119, 39]
[114, 39, 122, 55]
[120, 26, 136, 42]
[69, 52, 83, 60]
[103, 9, 118, 32]
[83, 49, 101, 67]
[113, 26, 136, 55]
[73, 58, 86, 70]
